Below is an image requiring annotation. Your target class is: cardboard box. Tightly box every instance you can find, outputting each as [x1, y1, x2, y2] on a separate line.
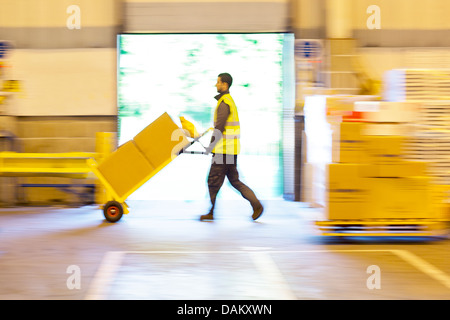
[332, 122, 367, 163]
[327, 191, 368, 220]
[365, 135, 405, 163]
[327, 163, 369, 190]
[98, 140, 155, 199]
[363, 161, 428, 178]
[326, 163, 435, 219]
[354, 101, 419, 123]
[365, 176, 434, 219]
[332, 139, 365, 163]
[133, 112, 189, 169]
[326, 163, 370, 220]
[332, 142, 366, 163]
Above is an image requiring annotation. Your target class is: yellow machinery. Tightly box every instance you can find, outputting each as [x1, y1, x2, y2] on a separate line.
[0, 152, 96, 204]
[0, 113, 208, 222]
[0, 152, 95, 178]
[0, 132, 114, 204]
[0, 132, 115, 180]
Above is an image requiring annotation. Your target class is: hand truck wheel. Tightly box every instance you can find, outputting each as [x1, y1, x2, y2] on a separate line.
[103, 201, 124, 222]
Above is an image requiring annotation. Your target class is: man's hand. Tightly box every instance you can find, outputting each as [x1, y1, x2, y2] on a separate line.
[204, 145, 213, 155]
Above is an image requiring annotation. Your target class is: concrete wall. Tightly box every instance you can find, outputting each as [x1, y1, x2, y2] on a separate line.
[0, 0, 121, 48]
[7, 49, 117, 116]
[0, 0, 121, 204]
[352, 0, 450, 47]
[290, 0, 450, 46]
[123, 0, 290, 33]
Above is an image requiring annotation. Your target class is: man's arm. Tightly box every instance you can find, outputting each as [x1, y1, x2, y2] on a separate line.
[207, 101, 230, 153]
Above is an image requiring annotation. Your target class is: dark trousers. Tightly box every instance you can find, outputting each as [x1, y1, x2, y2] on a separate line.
[207, 154, 261, 214]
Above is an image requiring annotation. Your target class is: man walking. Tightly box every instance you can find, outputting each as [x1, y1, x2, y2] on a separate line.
[200, 73, 264, 221]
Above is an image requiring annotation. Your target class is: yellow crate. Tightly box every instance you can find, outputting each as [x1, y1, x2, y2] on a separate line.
[363, 161, 428, 178]
[326, 162, 436, 220]
[327, 191, 369, 220]
[133, 112, 189, 169]
[97, 140, 155, 200]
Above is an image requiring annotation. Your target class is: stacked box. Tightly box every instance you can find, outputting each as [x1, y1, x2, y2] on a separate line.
[97, 112, 188, 200]
[366, 176, 433, 219]
[381, 69, 450, 193]
[331, 122, 366, 163]
[327, 120, 370, 220]
[306, 95, 443, 220]
[365, 135, 404, 163]
[364, 161, 427, 178]
[354, 101, 419, 123]
[326, 108, 435, 220]
[133, 112, 190, 169]
[326, 163, 369, 220]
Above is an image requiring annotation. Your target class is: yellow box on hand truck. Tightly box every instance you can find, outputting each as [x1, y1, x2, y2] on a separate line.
[87, 112, 211, 222]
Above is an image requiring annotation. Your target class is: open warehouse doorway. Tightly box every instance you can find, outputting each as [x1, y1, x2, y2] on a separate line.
[117, 33, 295, 202]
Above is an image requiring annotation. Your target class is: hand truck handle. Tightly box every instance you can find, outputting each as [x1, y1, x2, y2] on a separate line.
[180, 150, 207, 155]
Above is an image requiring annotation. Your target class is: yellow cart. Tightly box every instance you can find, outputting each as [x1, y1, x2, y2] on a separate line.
[87, 112, 210, 222]
[315, 184, 450, 238]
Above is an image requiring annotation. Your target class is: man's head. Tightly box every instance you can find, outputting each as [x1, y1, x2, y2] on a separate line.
[216, 73, 233, 93]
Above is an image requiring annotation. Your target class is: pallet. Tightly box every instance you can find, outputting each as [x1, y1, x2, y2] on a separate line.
[315, 219, 448, 237]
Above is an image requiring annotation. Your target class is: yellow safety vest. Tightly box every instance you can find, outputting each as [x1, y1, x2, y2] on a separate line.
[212, 93, 241, 155]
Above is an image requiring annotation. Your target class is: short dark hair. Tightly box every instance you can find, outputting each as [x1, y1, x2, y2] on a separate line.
[218, 73, 233, 88]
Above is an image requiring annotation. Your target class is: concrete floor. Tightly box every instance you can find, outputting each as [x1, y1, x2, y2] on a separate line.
[1, 199, 450, 300]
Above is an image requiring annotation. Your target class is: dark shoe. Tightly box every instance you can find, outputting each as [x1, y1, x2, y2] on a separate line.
[200, 213, 214, 221]
[252, 205, 264, 221]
